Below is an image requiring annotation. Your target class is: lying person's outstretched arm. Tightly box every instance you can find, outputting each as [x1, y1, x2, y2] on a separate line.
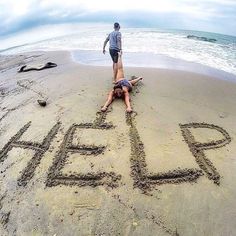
[101, 90, 114, 112]
[123, 88, 132, 113]
[130, 76, 143, 86]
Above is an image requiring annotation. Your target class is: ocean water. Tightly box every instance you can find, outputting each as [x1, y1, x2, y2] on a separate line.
[0, 23, 236, 78]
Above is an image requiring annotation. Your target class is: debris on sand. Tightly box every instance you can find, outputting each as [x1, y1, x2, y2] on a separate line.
[37, 99, 47, 107]
[18, 62, 57, 73]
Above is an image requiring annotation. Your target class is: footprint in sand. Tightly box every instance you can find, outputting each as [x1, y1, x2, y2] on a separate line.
[219, 112, 228, 118]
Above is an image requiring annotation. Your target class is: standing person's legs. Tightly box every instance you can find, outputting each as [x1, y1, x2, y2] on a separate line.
[109, 49, 119, 82]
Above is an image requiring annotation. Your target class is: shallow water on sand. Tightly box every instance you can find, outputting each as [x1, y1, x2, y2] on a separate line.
[71, 50, 236, 82]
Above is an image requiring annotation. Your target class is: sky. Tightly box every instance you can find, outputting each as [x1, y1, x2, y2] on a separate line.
[0, 0, 236, 37]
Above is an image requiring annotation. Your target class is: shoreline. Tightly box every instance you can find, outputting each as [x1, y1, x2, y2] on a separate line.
[1, 48, 236, 82]
[71, 49, 236, 82]
[2, 49, 236, 85]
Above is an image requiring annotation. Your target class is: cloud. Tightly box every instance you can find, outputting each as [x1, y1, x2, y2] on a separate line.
[0, 0, 235, 36]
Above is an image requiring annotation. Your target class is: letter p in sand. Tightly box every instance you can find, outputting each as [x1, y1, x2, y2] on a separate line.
[180, 123, 231, 185]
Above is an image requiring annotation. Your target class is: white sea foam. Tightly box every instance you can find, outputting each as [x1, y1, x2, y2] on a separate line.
[1, 24, 235, 76]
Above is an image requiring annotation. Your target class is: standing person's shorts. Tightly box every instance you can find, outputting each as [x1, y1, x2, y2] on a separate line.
[109, 49, 119, 63]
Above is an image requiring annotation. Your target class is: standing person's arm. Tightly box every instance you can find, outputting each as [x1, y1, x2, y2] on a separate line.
[103, 34, 109, 54]
[117, 32, 122, 54]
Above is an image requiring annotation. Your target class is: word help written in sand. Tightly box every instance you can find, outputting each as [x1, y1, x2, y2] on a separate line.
[0, 112, 231, 191]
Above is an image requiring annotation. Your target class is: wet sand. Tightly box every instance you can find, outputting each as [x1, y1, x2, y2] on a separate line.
[0, 50, 236, 235]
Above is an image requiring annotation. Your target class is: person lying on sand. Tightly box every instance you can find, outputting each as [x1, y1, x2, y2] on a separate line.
[101, 53, 143, 113]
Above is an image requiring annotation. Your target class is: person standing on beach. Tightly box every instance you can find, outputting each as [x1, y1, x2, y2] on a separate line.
[103, 22, 122, 82]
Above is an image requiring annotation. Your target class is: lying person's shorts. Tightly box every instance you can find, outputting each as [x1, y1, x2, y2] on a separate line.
[109, 49, 119, 63]
[114, 79, 132, 92]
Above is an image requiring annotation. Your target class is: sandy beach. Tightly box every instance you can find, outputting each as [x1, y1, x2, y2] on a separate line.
[0, 50, 236, 235]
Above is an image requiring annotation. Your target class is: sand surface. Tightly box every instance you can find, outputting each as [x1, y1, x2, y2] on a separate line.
[0, 51, 236, 235]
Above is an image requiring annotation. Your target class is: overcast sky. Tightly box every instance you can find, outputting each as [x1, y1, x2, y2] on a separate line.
[0, 0, 236, 36]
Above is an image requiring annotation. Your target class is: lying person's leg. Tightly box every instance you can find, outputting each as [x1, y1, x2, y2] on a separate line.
[113, 63, 118, 82]
[115, 53, 125, 82]
[101, 90, 115, 112]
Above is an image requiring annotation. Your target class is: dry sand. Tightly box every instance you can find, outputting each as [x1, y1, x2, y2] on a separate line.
[0, 50, 236, 235]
